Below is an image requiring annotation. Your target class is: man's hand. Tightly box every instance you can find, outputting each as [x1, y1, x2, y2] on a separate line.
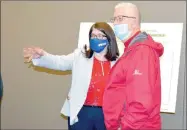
[23, 47, 45, 62]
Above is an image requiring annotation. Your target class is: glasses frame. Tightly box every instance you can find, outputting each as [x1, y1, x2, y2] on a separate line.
[110, 15, 136, 23]
[90, 34, 107, 40]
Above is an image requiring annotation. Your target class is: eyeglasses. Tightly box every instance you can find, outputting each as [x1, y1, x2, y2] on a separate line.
[110, 15, 136, 23]
[90, 34, 107, 40]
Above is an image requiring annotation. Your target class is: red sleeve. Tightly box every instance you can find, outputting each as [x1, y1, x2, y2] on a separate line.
[103, 62, 126, 130]
[103, 46, 158, 130]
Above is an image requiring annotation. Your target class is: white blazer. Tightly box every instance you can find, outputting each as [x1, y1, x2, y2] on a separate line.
[32, 48, 116, 125]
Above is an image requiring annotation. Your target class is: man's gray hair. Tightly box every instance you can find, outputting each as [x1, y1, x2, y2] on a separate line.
[114, 2, 141, 25]
[115, 2, 137, 9]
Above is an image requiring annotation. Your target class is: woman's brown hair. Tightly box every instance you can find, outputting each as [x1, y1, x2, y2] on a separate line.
[84, 22, 119, 61]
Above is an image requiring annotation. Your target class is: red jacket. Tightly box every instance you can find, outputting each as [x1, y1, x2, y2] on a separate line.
[103, 32, 164, 130]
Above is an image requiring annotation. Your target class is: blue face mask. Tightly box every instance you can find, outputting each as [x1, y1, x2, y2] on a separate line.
[114, 24, 131, 41]
[90, 38, 109, 53]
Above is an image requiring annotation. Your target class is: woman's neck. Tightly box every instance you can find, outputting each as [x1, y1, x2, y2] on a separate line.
[94, 47, 108, 61]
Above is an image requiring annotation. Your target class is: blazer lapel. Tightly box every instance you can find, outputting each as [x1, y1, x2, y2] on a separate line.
[111, 60, 116, 68]
[84, 56, 93, 90]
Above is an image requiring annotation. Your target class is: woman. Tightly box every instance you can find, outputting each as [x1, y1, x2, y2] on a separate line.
[23, 22, 119, 130]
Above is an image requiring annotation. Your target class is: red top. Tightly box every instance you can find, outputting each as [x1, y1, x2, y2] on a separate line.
[84, 57, 111, 107]
[103, 34, 164, 130]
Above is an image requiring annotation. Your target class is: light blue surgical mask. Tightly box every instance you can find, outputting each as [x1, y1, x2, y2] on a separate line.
[90, 38, 108, 53]
[114, 24, 131, 41]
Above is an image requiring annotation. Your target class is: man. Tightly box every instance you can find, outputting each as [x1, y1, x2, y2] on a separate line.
[103, 2, 164, 130]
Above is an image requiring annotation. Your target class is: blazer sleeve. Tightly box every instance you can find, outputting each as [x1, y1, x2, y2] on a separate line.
[32, 48, 81, 71]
